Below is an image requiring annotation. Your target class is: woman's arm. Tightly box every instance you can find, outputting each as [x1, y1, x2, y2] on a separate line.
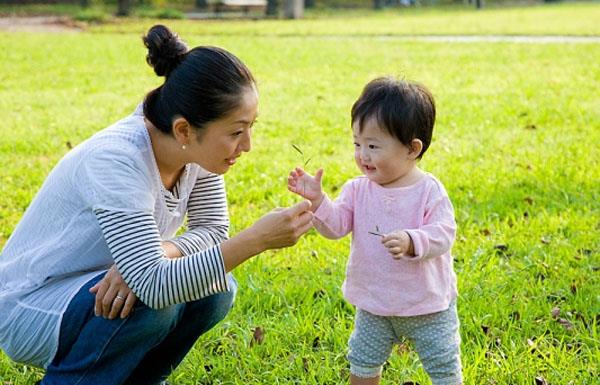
[92, 200, 313, 316]
[167, 174, 229, 257]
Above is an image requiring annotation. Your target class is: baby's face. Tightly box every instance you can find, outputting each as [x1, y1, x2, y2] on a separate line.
[352, 118, 415, 188]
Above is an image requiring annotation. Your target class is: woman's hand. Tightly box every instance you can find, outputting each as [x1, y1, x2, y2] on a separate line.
[89, 264, 137, 319]
[221, 200, 314, 272]
[381, 231, 415, 259]
[252, 200, 314, 250]
[287, 167, 325, 209]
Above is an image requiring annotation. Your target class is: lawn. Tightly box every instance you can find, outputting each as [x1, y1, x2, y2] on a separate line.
[0, 3, 599, 384]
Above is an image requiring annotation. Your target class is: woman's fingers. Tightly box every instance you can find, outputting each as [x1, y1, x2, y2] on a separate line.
[108, 292, 126, 320]
[120, 291, 137, 319]
[91, 265, 137, 319]
[92, 279, 109, 317]
[101, 286, 120, 318]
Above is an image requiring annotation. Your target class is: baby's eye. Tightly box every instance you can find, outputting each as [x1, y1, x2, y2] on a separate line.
[368, 144, 377, 149]
[353, 142, 360, 148]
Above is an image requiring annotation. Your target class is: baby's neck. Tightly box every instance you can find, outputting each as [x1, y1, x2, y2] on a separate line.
[380, 167, 425, 188]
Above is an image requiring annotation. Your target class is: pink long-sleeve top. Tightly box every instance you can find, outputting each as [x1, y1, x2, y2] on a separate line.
[313, 173, 458, 317]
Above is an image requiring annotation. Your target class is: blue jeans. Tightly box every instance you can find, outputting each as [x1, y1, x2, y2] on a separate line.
[41, 273, 236, 385]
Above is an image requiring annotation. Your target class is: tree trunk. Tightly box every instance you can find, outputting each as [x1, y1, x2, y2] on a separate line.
[266, 0, 278, 16]
[117, 0, 132, 17]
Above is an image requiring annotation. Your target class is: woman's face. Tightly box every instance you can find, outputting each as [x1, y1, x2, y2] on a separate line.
[190, 87, 258, 174]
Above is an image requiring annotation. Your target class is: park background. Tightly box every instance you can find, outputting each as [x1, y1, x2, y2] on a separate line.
[0, 0, 599, 384]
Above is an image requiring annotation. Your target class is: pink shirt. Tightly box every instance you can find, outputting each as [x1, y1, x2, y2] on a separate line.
[313, 173, 458, 317]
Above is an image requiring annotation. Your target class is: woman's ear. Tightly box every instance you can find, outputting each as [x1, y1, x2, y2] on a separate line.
[172, 117, 191, 146]
[408, 139, 423, 159]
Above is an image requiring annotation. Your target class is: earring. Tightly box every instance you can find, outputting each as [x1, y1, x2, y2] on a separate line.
[182, 145, 187, 150]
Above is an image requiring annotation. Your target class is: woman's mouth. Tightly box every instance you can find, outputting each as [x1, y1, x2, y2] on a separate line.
[226, 156, 239, 166]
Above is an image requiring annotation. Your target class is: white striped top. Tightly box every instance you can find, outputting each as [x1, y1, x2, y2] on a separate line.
[0, 105, 230, 368]
[92, 173, 230, 309]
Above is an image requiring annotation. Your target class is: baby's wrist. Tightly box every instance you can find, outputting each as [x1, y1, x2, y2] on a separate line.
[311, 193, 325, 212]
[404, 231, 415, 256]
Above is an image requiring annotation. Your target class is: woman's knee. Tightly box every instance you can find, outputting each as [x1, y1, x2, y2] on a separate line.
[131, 303, 184, 338]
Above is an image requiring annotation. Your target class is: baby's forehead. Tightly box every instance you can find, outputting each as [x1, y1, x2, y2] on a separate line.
[352, 116, 386, 134]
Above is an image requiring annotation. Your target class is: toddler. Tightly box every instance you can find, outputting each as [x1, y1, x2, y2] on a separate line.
[288, 77, 462, 385]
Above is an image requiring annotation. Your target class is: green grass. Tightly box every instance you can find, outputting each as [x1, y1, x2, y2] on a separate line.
[82, 2, 600, 36]
[1, 3, 599, 384]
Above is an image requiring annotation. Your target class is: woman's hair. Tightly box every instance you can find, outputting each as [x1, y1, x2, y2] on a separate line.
[351, 77, 436, 159]
[142, 25, 256, 135]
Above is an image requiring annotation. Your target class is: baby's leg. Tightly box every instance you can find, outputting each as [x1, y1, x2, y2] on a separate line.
[347, 308, 397, 385]
[350, 373, 380, 385]
[399, 300, 463, 385]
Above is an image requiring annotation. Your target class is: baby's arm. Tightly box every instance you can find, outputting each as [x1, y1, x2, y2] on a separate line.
[381, 231, 414, 259]
[287, 167, 325, 212]
[288, 169, 354, 239]
[383, 196, 456, 261]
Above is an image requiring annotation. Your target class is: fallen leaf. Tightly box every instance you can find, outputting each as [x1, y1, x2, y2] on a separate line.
[550, 307, 560, 319]
[570, 282, 577, 294]
[509, 311, 521, 321]
[557, 318, 574, 331]
[312, 336, 320, 348]
[313, 289, 326, 299]
[251, 326, 264, 346]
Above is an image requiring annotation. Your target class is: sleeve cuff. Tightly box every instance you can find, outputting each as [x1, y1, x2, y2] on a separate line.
[313, 194, 333, 222]
[402, 229, 427, 261]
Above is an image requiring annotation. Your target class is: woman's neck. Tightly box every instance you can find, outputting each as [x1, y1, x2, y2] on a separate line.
[145, 120, 186, 189]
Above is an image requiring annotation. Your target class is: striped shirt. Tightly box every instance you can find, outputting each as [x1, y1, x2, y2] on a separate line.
[0, 104, 231, 368]
[92, 174, 230, 309]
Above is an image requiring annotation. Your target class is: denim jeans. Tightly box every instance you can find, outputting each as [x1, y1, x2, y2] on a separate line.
[41, 272, 237, 385]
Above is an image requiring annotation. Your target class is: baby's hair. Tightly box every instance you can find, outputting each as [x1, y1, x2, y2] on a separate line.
[351, 77, 436, 159]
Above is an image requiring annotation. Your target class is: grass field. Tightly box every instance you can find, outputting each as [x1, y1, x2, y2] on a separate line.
[0, 3, 599, 384]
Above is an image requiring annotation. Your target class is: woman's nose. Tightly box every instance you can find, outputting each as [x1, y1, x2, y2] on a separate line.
[240, 131, 251, 153]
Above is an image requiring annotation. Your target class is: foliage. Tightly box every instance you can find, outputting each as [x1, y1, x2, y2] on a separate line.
[0, 3, 599, 384]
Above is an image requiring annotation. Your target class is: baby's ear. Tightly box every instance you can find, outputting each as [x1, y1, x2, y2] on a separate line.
[408, 139, 423, 159]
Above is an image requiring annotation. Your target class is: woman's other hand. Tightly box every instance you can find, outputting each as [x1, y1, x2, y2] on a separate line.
[89, 265, 138, 319]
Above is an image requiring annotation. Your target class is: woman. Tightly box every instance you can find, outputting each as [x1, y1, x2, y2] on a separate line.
[0, 25, 313, 385]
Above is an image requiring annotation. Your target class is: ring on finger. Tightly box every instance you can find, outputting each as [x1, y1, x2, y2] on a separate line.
[115, 295, 125, 301]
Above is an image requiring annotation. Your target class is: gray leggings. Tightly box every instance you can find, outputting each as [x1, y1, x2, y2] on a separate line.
[348, 300, 462, 385]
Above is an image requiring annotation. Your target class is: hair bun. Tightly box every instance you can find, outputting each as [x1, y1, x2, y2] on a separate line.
[143, 24, 188, 77]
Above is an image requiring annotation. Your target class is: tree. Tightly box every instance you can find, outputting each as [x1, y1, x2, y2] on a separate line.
[117, 0, 132, 17]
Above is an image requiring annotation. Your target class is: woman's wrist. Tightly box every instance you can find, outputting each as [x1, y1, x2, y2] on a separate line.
[220, 226, 266, 272]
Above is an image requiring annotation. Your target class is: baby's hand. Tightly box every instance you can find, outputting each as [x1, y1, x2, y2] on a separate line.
[381, 231, 414, 259]
[287, 167, 324, 204]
